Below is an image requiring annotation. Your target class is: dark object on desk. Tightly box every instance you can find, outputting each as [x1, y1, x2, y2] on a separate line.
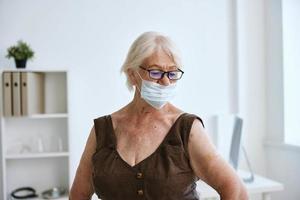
[41, 187, 67, 199]
[10, 187, 38, 199]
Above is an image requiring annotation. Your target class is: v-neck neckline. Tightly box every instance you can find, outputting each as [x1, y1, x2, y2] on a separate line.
[107, 113, 186, 169]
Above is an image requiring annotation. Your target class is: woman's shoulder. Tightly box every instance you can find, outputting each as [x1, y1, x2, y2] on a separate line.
[179, 112, 205, 128]
[93, 104, 129, 121]
[93, 114, 112, 127]
[93, 109, 128, 129]
[167, 105, 202, 119]
[174, 109, 201, 118]
[183, 112, 203, 118]
[93, 114, 110, 121]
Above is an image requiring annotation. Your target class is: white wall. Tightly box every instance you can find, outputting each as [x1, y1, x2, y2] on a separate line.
[0, 0, 234, 190]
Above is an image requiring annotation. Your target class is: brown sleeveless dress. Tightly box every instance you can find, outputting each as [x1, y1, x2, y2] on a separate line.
[92, 113, 204, 200]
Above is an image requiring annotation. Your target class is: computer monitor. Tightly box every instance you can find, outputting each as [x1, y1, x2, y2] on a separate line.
[216, 115, 243, 170]
[229, 116, 243, 170]
[217, 115, 254, 182]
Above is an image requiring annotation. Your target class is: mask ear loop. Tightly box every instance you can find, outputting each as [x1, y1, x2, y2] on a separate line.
[134, 71, 143, 93]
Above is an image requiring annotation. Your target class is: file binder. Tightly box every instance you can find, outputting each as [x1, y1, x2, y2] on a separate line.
[12, 72, 21, 116]
[2, 72, 12, 116]
[21, 72, 45, 115]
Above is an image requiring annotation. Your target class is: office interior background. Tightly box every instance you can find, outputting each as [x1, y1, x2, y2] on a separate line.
[0, 0, 299, 199]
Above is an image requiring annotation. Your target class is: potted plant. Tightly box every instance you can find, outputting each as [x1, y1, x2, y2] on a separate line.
[6, 40, 34, 68]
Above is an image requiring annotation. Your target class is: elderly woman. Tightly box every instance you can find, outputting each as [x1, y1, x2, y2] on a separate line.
[70, 32, 248, 200]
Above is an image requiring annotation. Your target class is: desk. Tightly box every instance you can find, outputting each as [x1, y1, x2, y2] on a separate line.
[196, 170, 284, 200]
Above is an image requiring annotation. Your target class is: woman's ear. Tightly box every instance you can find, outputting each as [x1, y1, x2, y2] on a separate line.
[127, 68, 138, 86]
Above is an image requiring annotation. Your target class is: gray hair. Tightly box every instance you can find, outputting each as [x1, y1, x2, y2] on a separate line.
[121, 31, 182, 91]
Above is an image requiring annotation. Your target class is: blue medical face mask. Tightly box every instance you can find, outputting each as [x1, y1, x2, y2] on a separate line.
[136, 72, 177, 109]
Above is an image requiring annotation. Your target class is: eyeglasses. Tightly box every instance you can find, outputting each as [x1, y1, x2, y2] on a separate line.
[139, 66, 184, 80]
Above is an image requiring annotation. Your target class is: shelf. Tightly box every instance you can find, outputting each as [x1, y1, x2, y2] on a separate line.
[1, 68, 68, 73]
[6, 195, 69, 200]
[3, 113, 68, 119]
[5, 152, 69, 160]
[28, 113, 68, 119]
[1, 70, 70, 200]
[35, 196, 68, 200]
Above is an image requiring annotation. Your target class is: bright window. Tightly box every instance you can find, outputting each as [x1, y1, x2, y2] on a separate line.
[282, 0, 300, 146]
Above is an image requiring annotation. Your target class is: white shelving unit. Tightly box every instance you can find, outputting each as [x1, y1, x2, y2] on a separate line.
[0, 69, 70, 200]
